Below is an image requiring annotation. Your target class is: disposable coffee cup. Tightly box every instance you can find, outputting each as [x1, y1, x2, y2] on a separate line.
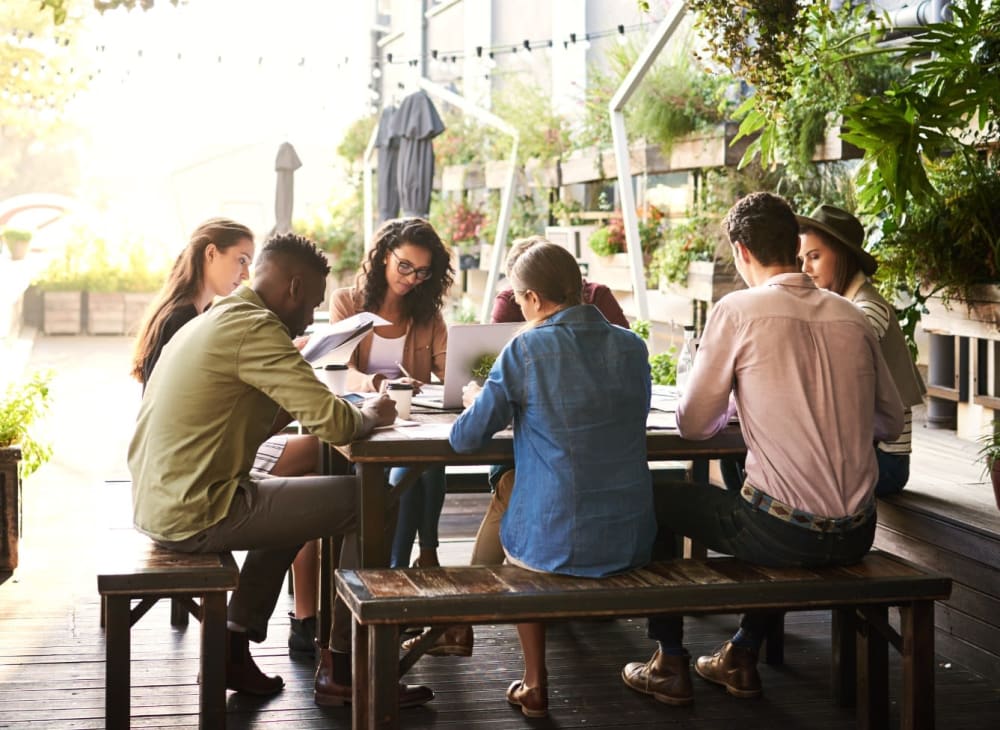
[318, 364, 348, 395]
[386, 382, 413, 419]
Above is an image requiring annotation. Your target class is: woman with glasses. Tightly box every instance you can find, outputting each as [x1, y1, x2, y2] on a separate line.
[329, 217, 454, 568]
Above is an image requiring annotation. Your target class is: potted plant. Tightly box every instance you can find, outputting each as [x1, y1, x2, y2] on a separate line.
[0, 372, 53, 572]
[1, 228, 32, 261]
[976, 425, 1000, 511]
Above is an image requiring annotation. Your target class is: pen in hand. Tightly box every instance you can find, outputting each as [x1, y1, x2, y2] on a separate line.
[395, 361, 413, 379]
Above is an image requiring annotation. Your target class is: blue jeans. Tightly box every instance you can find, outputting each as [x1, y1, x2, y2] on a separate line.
[874, 449, 909, 496]
[647, 481, 876, 651]
[388, 466, 447, 568]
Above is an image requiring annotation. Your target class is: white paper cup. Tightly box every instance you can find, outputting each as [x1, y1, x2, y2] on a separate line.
[318, 364, 348, 395]
[386, 383, 413, 419]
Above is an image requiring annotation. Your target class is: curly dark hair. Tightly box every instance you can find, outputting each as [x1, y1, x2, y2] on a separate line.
[361, 218, 454, 325]
[260, 232, 330, 276]
[721, 191, 799, 267]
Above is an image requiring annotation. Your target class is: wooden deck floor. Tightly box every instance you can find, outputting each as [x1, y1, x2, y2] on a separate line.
[1, 336, 999, 728]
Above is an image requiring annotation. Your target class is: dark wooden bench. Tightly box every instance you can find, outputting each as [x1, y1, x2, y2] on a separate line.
[97, 530, 239, 730]
[336, 551, 951, 730]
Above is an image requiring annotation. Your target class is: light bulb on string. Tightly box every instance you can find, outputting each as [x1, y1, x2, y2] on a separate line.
[617, 24, 627, 45]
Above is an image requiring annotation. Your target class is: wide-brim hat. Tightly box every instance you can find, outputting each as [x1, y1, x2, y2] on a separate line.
[796, 204, 877, 276]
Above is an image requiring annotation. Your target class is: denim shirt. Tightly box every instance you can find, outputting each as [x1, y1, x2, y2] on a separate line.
[450, 305, 655, 577]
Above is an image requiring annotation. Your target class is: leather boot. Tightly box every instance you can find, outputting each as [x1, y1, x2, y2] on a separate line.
[287, 611, 317, 660]
[226, 630, 284, 696]
[621, 649, 693, 706]
[314, 647, 435, 708]
[401, 625, 473, 657]
[695, 641, 762, 698]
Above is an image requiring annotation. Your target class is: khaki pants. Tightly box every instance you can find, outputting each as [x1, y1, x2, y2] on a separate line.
[156, 474, 394, 651]
[469, 468, 515, 566]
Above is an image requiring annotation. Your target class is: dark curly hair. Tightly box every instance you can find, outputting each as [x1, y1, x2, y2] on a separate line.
[260, 232, 331, 276]
[361, 218, 454, 325]
[721, 191, 799, 267]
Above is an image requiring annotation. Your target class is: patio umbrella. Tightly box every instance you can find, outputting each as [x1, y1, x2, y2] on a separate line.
[392, 90, 445, 218]
[271, 141, 302, 236]
[375, 105, 400, 224]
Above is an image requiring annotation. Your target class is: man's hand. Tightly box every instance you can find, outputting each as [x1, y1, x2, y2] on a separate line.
[363, 394, 398, 427]
[462, 381, 483, 409]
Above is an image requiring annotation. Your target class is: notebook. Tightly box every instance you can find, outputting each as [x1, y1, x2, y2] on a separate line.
[412, 322, 522, 410]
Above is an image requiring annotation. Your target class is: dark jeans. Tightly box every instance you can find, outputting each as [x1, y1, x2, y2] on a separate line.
[648, 481, 876, 651]
[874, 449, 909, 496]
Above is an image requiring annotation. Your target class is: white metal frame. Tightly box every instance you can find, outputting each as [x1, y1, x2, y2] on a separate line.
[608, 1, 688, 322]
[362, 78, 520, 323]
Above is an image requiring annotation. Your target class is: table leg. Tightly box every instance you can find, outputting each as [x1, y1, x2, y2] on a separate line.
[831, 607, 857, 707]
[901, 601, 935, 730]
[357, 463, 388, 568]
[857, 605, 889, 730]
[684, 458, 710, 559]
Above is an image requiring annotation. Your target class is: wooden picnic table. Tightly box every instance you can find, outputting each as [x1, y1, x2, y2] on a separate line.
[317, 407, 745, 645]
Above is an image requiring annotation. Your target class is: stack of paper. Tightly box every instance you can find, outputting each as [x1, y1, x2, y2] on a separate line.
[302, 312, 390, 365]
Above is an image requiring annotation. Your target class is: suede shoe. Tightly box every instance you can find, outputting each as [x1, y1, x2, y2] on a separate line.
[287, 612, 317, 660]
[621, 649, 693, 706]
[313, 648, 434, 708]
[401, 625, 473, 657]
[694, 641, 762, 698]
[506, 680, 548, 718]
[226, 630, 284, 696]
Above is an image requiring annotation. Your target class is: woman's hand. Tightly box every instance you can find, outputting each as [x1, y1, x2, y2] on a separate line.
[378, 376, 424, 395]
[462, 381, 482, 408]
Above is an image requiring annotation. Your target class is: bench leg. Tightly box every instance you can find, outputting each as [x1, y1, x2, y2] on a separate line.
[171, 597, 190, 627]
[856, 605, 889, 730]
[104, 596, 131, 730]
[199, 591, 228, 730]
[353, 620, 399, 730]
[831, 607, 857, 707]
[763, 612, 785, 665]
[901, 601, 935, 730]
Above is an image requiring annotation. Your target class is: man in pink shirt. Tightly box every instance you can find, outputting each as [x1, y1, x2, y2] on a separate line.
[622, 192, 904, 706]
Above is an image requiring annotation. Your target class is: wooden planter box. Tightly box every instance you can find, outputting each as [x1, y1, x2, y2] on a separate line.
[524, 157, 559, 188]
[485, 160, 520, 189]
[42, 291, 83, 335]
[441, 164, 484, 192]
[1, 446, 21, 573]
[922, 285, 1000, 339]
[657, 260, 745, 303]
[124, 292, 156, 336]
[544, 225, 599, 260]
[560, 147, 615, 185]
[87, 292, 126, 335]
[584, 252, 635, 291]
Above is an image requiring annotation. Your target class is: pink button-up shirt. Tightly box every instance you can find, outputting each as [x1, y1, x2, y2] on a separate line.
[677, 273, 904, 518]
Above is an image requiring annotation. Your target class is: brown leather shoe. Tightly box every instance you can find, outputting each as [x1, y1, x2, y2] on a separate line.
[401, 625, 474, 657]
[506, 680, 548, 718]
[226, 630, 284, 696]
[313, 648, 434, 708]
[621, 649, 693, 706]
[694, 641, 762, 698]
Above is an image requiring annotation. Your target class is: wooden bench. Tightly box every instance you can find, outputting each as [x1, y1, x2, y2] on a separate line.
[336, 551, 951, 730]
[97, 531, 239, 730]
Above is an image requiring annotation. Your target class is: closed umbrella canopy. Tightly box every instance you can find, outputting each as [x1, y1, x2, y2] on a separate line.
[392, 90, 445, 218]
[272, 141, 302, 236]
[375, 105, 400, 224]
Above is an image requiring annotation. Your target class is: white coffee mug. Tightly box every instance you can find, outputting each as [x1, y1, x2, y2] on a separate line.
[318, 364, 348, 395]
[386, 382, 413, 419]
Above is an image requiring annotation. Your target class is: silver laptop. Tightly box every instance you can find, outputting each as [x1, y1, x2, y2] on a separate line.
[412, 322, 522, 409]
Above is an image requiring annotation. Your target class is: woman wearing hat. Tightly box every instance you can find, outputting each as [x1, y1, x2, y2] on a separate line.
[798, 204, 926, 495]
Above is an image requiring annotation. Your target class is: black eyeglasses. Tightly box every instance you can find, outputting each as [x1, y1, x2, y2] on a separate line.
[391, 249, 433, 281]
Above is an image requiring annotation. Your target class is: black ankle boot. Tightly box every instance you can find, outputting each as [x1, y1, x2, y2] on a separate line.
[288, 611, 317, 660]
[227, 629, 284, 696]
